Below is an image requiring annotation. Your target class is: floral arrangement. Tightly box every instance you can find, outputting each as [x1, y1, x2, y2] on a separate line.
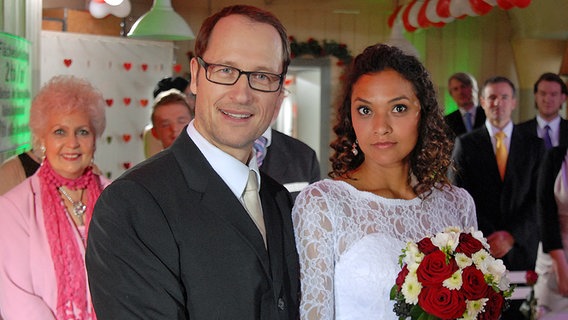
[390, 227, 514, 320]
[288, 36, 353, 66]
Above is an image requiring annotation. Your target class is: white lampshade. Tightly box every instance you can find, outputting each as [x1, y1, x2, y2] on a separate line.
[127, 0, 195, 41]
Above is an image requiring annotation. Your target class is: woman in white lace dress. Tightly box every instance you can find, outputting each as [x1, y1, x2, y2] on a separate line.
[292, 44, 478, 320]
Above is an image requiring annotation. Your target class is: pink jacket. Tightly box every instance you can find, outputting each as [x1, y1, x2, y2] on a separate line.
[0, 173, 110, 319]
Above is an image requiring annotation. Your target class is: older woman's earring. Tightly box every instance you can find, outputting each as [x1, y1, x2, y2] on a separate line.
[40, 145, 46, 160]
[351, 140, 359, 156]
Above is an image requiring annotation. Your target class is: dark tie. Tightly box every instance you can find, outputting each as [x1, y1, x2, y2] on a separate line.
[253, 136, 268, 167]
[464, 112, 473, 132]
[543, 125, 553, 149]
[243, 170, 266, 247]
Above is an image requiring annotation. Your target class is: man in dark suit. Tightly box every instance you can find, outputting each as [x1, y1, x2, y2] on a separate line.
[444, 72, 486, 137]
[452, 76, 544, 319]
[86, 5, 300, 319]
[516, 72, 568, 148]
[257, 128, 321, 201]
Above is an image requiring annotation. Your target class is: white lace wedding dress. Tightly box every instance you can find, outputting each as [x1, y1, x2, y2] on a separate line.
[292, 179, 477, 320]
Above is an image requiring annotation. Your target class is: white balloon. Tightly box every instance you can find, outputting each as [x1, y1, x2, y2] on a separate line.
[104, 0, 124, 5]
[89, 1, 110, 19]
[111, 0, 131, 18]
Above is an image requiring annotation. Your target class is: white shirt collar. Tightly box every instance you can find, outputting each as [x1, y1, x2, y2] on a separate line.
[186, 121, 260, 200]
[485, 120, 513, 137]
[459, 106, 477, 119]
[536, 114, 561, 130]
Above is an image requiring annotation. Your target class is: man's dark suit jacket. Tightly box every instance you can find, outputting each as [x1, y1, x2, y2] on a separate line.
[516, 117, 568, 147]
[451, 126, 544, 271]
[444, 106, 486, 137]
[261, 130, 321, 201]
[86, 133, 300, 320]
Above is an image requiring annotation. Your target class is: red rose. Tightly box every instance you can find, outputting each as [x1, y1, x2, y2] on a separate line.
[418, 285, 467, 319]
[417, 237, 438, 254]
[417, 250, 458, 286]
[460, 265, 489, 300]
[396, 265, 409, 291]
[455, 233, 484, 257]
[526, 270, 538, 286]
[478, 288, 504, 320]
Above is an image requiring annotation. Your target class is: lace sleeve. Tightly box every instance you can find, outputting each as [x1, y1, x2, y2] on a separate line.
[454, 186, 478, 230]
[292, 183, 336, 320]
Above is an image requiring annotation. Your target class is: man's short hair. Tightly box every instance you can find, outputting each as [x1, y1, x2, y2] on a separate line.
[533, 72, 568, 95]
[151, 89, 192, 125]
[153, 77, 189, 98]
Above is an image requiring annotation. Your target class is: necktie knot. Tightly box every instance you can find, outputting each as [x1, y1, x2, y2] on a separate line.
[253, 136, 268, 167]
[495, 131, 505, 142]
[245, 170, 259, 193]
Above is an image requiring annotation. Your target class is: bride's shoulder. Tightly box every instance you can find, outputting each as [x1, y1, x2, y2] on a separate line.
[296, 179, 354, 200]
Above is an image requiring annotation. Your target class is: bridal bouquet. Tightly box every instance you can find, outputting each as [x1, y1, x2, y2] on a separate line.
[390, 227, 514, 320]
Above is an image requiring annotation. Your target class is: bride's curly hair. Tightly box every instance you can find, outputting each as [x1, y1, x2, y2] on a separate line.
[329, 43, 455, 198]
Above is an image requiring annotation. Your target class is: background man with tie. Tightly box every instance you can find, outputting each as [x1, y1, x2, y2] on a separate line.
[86, 5, 300, 319]
[255, 127, 321, 201]
[444, 72, 487, 137]
[517, 72, 568, 149]
[451, 76, 544, 319]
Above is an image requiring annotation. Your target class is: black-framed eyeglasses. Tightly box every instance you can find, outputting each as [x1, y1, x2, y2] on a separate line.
[197, 57, 284, 93]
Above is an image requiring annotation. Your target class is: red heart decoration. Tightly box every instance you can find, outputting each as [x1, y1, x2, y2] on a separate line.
[123, 62, 132, 71]
[64, 59, 72, 67]
[141, 64, 148, 71]
[105, 99, 114, 107]
[122, 134, 132, 143]
[140, 99, 149, 107]
[122, 162, 132, 169]
[173, 64, 182, 73]
[123, 97, 131, 106]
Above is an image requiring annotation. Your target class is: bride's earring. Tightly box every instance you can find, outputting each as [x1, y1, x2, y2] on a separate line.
[351, 140, 359, 156]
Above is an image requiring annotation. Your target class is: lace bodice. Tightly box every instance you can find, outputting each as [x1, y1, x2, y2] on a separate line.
[292, 179, 477, 320]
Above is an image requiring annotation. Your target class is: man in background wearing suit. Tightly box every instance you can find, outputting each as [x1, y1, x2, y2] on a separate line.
[451, 76, 544, 319]
[256, 127, 320, 201]
[517, 72, 568, 149]
[444, 72, 486, 137]
[86, 5, 300, 319]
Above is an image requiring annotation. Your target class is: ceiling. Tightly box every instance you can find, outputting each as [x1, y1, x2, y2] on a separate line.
[42, 0, 568, 40]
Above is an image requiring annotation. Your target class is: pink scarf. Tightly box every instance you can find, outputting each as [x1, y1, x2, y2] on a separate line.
[38, 159, 101, 319]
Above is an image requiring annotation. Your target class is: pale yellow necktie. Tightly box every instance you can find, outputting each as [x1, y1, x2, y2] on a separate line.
[495, 131, 508, 181]
[243, 170, 266, 247]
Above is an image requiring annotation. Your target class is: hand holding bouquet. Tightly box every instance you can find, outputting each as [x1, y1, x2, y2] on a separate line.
[390, 227, 514, 320]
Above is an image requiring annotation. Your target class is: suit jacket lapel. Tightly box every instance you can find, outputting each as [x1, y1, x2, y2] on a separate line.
[169, 133, 271, 275]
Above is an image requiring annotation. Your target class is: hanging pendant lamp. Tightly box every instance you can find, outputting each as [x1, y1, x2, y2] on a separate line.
[127, 0, 195, 41]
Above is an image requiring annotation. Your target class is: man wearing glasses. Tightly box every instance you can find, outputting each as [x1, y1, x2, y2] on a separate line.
[86, 5, 300, 319]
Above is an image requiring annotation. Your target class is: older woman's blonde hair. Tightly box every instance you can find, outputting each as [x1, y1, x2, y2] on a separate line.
[29, 75, 106, 148]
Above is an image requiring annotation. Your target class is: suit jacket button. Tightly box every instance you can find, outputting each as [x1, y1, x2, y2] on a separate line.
[277, 298, 285, 310]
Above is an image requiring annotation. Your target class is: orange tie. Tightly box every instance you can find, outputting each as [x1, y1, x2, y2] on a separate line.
[495, 131, 508, 180]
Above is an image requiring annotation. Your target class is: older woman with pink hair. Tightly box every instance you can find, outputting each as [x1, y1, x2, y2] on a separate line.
[0, 75, 109, 319]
